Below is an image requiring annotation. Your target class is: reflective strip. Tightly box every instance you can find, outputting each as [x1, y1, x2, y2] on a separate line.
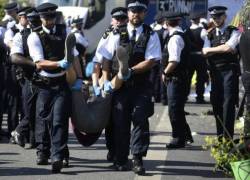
[112, 11, 127, 17]
[128, 1, 147, 9]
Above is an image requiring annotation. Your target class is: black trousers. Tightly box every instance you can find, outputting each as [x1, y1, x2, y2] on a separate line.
[35, 81, 70, 160]
[5, 66, 22, 135]
[210, 68, 239, 138]
[167, 76, 191, 139]
[112, 84, 153, 164]
[16, 80, 37, 143]
[187, 54, 208, 100]
[149, 64, 161, 102]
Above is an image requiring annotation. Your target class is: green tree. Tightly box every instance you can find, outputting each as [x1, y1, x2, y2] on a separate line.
[0, 0, 8, 20]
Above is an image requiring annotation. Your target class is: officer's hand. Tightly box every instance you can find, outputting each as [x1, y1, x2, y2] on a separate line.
[202, 48, 209, 56]
[93, 85, 101, 96]
[103, 80, 113, 93]
[71, 79, 83, 91]
[57, 59, 70, 69]
[85, 61, 94, 77]
[120, 68, 132, 81]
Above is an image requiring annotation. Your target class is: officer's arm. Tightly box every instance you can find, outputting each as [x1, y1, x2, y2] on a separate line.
[92, 62, 101, 86]
[4, 29, 14, 49]
[27, 33, 65, 70]
[163, 62, 178, 75]
[35, 60, 61, 70]
[131, 32, 161, 73]
[11, 53, 36, 70]
[131, 59, 155, 74]
[202, 30, 240, 56]
[202, 44, 234, 56]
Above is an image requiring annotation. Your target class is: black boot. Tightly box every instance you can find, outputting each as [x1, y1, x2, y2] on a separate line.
[166, 138, 185, 149]
[51, 159, 63, 173]
[132, 155, 145, 175]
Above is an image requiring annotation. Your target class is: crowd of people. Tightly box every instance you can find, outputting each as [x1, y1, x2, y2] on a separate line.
[0, 0, 249, 176]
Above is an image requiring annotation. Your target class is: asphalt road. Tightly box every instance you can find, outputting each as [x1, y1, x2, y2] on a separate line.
[0, 100, 234, 180]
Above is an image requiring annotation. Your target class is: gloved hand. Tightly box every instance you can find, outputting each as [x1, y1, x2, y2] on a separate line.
[71, 79, 82, 91]
[57, 59, 70, 69]
[85, 61, 94, 77]
[120, 68, 132, 81]
[93, 85, 101, 96]
[103, 80, 113, 93]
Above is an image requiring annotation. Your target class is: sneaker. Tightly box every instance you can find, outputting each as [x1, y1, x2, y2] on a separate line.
[11, 131, 25, 147]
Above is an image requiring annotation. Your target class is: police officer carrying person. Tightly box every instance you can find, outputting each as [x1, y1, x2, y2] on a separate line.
[186, 12, 208, 103]
[92, 7, 128, 95]
[27, 2, 80, 173]
[92, 7, 128, 162]
[97, 0, 162, 175]
[161, 12, 193, 149]
[10, 7, 42, 149]
[202, 6, 241, 139]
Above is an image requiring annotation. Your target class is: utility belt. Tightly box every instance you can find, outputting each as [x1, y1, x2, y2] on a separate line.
[164, 70, 188, 83]
[32, 74, 66, 87]
[211, 62, 240, 73]
[123, 76, 152, 89]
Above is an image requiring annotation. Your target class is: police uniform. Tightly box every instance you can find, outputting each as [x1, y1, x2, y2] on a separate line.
[70, 18, 89, 77]
[10, 8, 41, 148]
[27, 3, 77, 172]
[0, 2, 17, 135]
[162, 12, 193, 149]
[98, 0, 161, 174]
[203, 6, 241, 139]
[93, 7, 128, 64]
[3, 7, 31, 138]
[100, 7, 128, 161]
[186, 12, 208, 103]
[150, 12, 166, 103]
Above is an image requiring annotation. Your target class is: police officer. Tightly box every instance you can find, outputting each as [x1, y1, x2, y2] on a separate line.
[150, 12, 166, 103]
[97, 0, 161, 175]
[161, 12, 193, 149]
[92, 7, 128, 95]
[186, 12, 208, 103]
[10, 8, 42, 148]
[27, 2, 79, 173]
[202, 6, 241, 139]
[70, 17, 89, 77]
[4, 6, 31, 141]
[92, 7, 128, 162]
[0, 2, 18, 138]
